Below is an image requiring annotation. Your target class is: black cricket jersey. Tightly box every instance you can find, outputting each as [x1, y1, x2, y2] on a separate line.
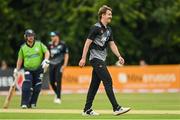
[48, 41, 69, 65]
[87, 21, 114, 61]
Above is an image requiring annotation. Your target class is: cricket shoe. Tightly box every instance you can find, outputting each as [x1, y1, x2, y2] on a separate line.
[82, 109, 100, 116]
[113, 106, 131, 116]
[28, 104, 36, 109]
[54, 98, 61, 104]
[21, 105, 28, 109]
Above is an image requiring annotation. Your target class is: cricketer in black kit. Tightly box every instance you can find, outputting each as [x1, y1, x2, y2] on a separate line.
[79, 5, 131, 116]
[48, 31, 69, 104]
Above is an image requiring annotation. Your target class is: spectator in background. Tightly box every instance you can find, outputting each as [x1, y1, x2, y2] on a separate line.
[1, 60, 8, 70]
[139, 59, 147, 66]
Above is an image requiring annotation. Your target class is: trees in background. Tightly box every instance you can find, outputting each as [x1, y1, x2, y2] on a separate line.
[0, 0, 179, 66]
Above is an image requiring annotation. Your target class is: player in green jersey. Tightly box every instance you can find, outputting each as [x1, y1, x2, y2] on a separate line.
[14, 29, 50, 109]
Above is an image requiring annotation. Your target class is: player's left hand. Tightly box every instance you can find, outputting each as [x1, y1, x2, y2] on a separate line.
[60, 65, 66, 72]
[118, 56, 125, 65]
[79, 58, 86, 67]
[41, 59, 50, 72]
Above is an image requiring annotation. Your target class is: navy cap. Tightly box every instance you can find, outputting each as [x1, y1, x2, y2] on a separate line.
[50, 31, 59, 36]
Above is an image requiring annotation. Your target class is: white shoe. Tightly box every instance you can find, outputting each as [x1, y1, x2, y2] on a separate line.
[21, 105, 28, 109]
[30, 104, 36, 109]
[54, 98, 61, 104]
[113, 107, 131, 116]
[54, 96, 57, 102]
[82, 109, 100, 116]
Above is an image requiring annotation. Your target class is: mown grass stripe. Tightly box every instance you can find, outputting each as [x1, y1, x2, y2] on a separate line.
[1, 109, 180, 114]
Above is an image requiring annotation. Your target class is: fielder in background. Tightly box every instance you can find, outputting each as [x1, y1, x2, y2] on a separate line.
[79, 5, 130, 116]
[48, 31, 69, 104]
[14, 29, 50, 109]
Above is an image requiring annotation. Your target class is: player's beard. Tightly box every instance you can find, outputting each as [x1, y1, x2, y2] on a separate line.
[107, 17, 112, 23]
[27, 37, 35, 46]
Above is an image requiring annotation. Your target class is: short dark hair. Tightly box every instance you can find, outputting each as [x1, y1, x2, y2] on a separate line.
[98, 5, 112, 19]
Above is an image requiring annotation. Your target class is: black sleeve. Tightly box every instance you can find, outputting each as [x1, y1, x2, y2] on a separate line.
[108, 28, 114, 41]
[87, 26, 99, 41]
[63, 43, 69, 54]
[47, 42, 52, 50]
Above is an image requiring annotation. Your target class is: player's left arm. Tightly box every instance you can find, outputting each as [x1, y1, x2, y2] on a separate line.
[109, 41, 125, 65]
[40, 43, 50, 71]
[44, 50, 50, 60]
[61, 44, 69, 72]
[41, 42, 50, 60]
[14, 48, 24, 77]
[16, 58, 23, 70]
[63, 53, 69, 67]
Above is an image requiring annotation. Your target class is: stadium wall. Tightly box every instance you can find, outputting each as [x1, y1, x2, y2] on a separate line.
[62, 65, 180, 93]
[0, 65, 179, 94]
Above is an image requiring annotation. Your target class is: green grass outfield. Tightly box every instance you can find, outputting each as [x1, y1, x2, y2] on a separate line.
[0, 92, 180, 120]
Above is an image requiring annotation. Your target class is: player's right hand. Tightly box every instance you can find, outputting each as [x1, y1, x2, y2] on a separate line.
[13, 68, 18, 78]
[79, 58, 86, 67]
[118, 56, 125, 65]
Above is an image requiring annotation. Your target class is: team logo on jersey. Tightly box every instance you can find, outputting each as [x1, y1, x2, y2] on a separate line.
[101, 30, 103, 34]
[57, 45, 62, 50]
[35, 47, 39, 52]
[107, 30, 110, 36]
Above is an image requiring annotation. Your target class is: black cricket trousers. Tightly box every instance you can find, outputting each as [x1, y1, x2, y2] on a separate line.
[21, 67, 43, 107]
[84, 58, 120, 111]
[49, 64, 62, 99]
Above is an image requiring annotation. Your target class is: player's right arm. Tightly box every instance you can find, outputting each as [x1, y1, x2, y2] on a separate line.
[16, 58, 23, 70]
[79, 39, 92, 67]
[14, 48, 23, 77]
[79, 25, 98, 67]
[16, 47, 24, 70]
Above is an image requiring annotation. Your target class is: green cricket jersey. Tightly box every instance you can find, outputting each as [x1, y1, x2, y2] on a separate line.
[18, 41, 48, 70]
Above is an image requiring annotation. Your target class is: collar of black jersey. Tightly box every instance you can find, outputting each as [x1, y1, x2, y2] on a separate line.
[99, 21, 107, 29]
